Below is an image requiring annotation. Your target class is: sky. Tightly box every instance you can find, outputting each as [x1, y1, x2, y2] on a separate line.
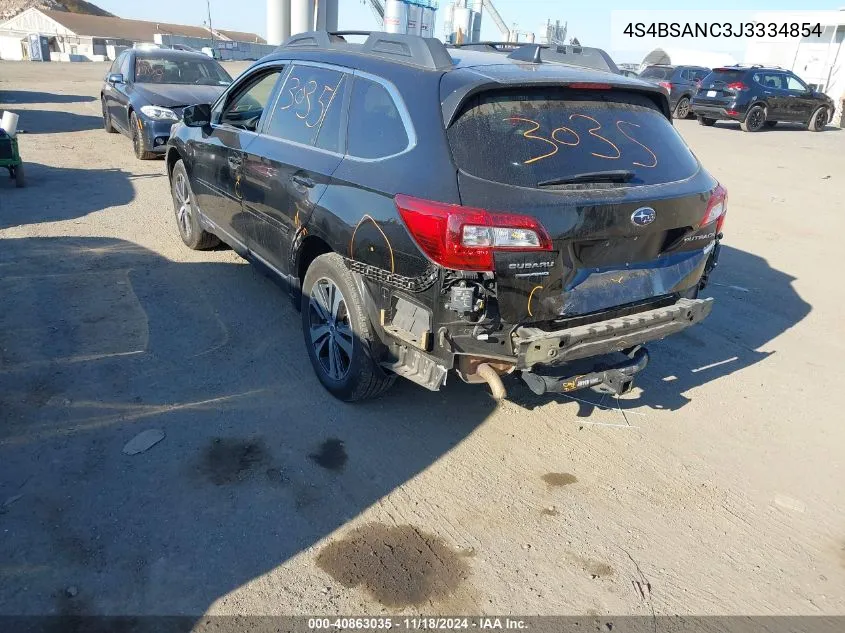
[93, 0, 843, 64]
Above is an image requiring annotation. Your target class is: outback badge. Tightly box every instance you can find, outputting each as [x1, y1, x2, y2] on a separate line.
[631, 207, 656, 227]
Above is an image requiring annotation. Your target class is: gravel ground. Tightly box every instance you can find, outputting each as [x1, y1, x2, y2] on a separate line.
[1, 60, 844, 618]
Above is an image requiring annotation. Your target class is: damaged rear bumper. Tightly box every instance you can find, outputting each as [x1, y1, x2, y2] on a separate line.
[513, 297, 713, 371]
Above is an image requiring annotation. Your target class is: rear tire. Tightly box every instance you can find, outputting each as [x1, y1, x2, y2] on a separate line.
[740, 105, 766, 132]
[102, 98, 116, 133]
[697, 116, 716, 126]
[807, 106, 828, 132]
[130, 111, 155, 160]
[301, 253, 395, 402]
[170, 160, 219, 250]
[674, 96, 691, 119]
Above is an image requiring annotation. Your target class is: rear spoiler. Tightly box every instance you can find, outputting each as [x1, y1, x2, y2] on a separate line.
[440, 79, 672, 127]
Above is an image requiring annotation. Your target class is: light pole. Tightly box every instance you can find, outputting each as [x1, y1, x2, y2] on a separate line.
[207, 0, 214, 50]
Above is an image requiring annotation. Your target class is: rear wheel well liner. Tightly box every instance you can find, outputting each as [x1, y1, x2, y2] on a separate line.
[296, 235, 334, 288]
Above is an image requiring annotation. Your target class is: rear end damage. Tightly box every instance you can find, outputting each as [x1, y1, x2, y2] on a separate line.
[361, 83, 726, 399]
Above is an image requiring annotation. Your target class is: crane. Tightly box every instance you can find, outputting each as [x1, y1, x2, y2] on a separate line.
[365, 0, 385, 26]
[481, 0, 509, 42]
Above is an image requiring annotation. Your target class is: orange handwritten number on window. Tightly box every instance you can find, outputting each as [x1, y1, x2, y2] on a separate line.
[295, 81, 318, 120]
[306, 84, 335, 128]
[278, 76, 300, 110]
[551, 125, 580, 147]
[615, 121, 658, 168]
[568, 114, 621, 159]
[504, 117, 558, 165]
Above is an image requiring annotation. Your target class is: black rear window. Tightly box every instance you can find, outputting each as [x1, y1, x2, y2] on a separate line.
[640, 67, 673, 79]
[702, 69, 746, 86]
[447, 88, 699, 189]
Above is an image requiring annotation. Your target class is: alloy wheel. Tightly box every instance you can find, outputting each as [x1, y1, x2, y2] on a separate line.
[676, 98, 690, 118]
[748, 108, 764, 130]
[173, 172, 192, 241]
[308, 278, 353, 381]
[815, 108, 828, 131]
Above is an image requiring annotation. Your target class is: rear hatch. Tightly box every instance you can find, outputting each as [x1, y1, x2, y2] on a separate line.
[693, 68, 747, 105]
[446, 85, 720, 325]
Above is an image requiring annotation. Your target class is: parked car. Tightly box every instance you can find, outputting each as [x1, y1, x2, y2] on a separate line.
[691, 65, 835, 132]
[165, 32, 724, 402]
[101, 49, 232, 159]
[619, 69, 640, 79]
[639, 64, 711, 119]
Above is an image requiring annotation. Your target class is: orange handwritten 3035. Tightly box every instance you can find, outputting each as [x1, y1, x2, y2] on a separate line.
[503, 115, 659, 168]
[278, 73, 344, 130]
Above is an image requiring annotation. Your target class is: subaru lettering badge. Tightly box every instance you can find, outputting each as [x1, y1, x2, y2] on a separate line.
[631, 207, 656, 227]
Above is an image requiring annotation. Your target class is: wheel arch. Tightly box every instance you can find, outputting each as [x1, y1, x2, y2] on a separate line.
[294, 234, 334, 292]
[166, 145, 185, 178]
[745, 100, 768, 119]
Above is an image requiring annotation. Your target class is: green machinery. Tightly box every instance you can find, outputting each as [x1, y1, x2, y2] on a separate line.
[0, 129, 25, 188]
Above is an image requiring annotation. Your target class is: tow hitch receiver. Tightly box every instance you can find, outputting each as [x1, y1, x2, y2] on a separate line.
[520, 347, 650, 396]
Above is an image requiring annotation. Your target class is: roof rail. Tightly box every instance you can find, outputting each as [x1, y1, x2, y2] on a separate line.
[280, 30, 453, 71]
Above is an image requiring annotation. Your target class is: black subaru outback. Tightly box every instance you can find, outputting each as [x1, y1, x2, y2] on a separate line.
[166, 31, 725, 401]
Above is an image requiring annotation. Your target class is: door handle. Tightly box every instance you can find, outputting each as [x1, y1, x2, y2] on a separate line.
[291, 174, 315, 188]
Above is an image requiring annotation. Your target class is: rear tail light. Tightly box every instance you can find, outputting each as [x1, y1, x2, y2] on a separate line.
[700, 184, 728, 233]
[394, 194, 552, 271]
[659, 81, 672, 91]
[726, 81, 748, 92]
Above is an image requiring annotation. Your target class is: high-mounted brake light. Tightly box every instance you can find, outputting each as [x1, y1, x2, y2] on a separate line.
[568, 82, 612, 90]
[726, 81, 748, 91]
[700, 184, 728, 233]
[394, 195, 552, 271]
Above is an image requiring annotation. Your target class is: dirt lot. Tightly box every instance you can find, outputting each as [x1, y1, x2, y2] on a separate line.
[1, 60, 844, 618]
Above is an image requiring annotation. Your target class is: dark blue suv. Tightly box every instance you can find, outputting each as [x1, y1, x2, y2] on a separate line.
[691, 65, 835, 132]
[639, 65, 711, 119]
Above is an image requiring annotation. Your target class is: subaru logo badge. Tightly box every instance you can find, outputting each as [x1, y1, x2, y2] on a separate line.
[631, 207, 656, 227]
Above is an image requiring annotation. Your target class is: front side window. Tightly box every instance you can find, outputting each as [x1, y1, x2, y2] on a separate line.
[220, 69, 283, 132]
[346, 77, 409, 159]
[134, 56, 231, 86]
[785, 75, 808, 92]
[119, 53, 131, 79]
[265, 65, 348, 149]
[109, 53, 123, 74]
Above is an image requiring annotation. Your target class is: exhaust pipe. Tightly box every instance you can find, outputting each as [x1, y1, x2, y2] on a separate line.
[477, 363, 507, 401]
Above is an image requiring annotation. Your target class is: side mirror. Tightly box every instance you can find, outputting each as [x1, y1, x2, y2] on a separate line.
[107, 73, 124, 84]
[183, 103, 212, 128]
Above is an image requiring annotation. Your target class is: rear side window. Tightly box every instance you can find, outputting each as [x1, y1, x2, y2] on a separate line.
[640, 67, 673, 79]
[447, 89, 699, 188]
[266, 65, 347, 148]
[347, 77, 409, 159]
[752, 72, 785, 90]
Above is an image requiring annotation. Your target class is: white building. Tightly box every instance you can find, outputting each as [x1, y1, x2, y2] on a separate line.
[0, 8, 270, 62]
[745, 9, 845, 104]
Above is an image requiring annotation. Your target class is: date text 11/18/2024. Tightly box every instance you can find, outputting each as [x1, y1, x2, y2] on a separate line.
[307, 617, 528, 630]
